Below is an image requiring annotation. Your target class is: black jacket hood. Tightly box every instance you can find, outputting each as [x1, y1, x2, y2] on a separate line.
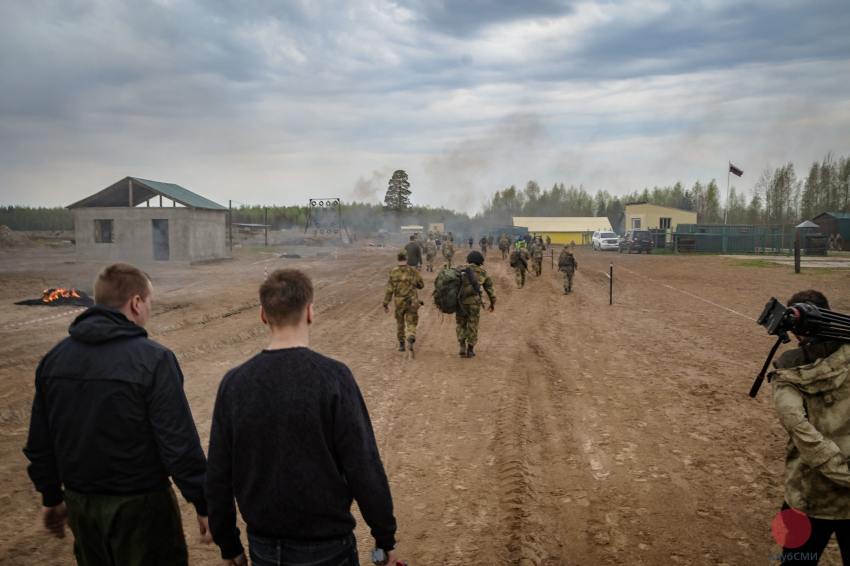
[69, 306, 147, 344]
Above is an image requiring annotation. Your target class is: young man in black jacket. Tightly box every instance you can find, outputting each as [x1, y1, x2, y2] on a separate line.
[23, 263, 211, 566]
[207, 269, 401, 566]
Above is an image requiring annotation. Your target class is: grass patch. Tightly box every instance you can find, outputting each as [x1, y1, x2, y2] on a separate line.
[731, 259, 784, 268]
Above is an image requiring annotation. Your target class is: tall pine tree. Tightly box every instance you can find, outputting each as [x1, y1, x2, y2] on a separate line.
[384, 170, 412, 211]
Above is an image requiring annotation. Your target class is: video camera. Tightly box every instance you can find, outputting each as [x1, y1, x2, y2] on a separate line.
[749, 298, 850, 397]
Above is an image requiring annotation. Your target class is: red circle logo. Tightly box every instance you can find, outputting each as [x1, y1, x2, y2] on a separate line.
[771, 508, 812, 549]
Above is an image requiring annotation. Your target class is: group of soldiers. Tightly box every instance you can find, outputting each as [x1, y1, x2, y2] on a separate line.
[383, 230, 577, 359]
[505, 234, 577, 294]
[384, 232, 495, 358]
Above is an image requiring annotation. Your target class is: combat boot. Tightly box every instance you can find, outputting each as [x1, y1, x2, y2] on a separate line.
[407, 336, 415, 359]
[398, 340, 405, 352]
[458, 340, 467, 357]
[466, 344, 476, 358]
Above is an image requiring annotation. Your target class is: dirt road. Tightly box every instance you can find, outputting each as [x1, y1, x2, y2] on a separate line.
[1, 245, 848, 565]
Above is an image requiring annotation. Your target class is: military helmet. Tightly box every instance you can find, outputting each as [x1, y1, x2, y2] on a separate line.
[397, 249, 407, 261]
[467, 250, 484, 265]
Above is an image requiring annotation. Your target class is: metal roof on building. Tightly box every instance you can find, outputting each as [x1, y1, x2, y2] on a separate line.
[814, 212, 850, 220]
[68, 176, 227, 210]
[512, 216, 613, 232]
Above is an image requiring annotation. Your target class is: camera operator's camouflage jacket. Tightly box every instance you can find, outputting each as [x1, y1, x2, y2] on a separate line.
[771, 343, 850, 518]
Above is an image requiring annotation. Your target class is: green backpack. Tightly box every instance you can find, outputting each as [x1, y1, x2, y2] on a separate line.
[433, 267, 480, 314]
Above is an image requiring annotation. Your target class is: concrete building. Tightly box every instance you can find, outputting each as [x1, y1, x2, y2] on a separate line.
[623, 203, 697, 234]
[68, 176, 227, 262]
[512, 217, 613, 245]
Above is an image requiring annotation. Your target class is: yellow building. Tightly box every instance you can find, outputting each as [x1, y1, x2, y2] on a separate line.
[512, 217, 613, 245]
[623, 203, 697, 233]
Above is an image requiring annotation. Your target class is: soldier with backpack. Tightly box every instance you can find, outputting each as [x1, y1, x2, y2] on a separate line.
[455, 251, 495, 358]
[510, 242, 530, 289]
[383, 251, 425, 355]
[442, 238, 455, 268]
[531, 241, 544, 277]
[479, 236, 489, 256]
[558, 245, 578, 294]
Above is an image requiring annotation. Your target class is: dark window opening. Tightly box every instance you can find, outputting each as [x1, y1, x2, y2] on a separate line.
[660, 217, 672, 230]
[94, 219, 114, 243]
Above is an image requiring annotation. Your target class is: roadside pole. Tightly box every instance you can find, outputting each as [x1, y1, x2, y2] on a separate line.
[609, 263, 613, 305]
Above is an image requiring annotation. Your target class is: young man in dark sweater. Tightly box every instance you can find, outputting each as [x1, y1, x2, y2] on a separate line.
[207, 269, 401, 566]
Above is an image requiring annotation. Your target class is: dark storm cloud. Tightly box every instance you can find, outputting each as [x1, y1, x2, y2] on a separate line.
[0, 0, 848, 209]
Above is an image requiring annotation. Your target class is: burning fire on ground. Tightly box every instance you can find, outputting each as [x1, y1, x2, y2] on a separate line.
[16, 287, 94, 307]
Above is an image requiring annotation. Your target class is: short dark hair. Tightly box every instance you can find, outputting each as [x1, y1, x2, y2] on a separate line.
[788, 289, 830, 310]
[260, 269, 314, 327]
[94, 263, 151, 308]
[409, 235, 415, 241]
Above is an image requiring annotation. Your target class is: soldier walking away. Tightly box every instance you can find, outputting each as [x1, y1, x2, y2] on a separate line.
[456, 251, 496, 358]
[545, 235, 551, 249]
[510, 241, 530, 289]
[442, 238, 455, 268]
[769, 290, 850, 565]
[404, 235, 422, 270]
[467, 236, 474, 249]
[479, 236, 489, 256]
[383, 251, 425, 356]
[498, 234, 510, 260]
[424, 238, 438, 273]
[23, 263, 212, 566]
[531, 241, 544, 277]
[558, 245, 578, 294]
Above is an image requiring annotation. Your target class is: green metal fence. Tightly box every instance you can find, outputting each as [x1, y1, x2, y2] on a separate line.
[673, 224, 808, 254]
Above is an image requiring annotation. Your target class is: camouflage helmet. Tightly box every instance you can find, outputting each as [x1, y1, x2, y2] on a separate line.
[467, 250, 484, 265]
[397, 249, 407, 261]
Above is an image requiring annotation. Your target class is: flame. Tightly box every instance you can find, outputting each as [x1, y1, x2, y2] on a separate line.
[41, 288, 82, 303]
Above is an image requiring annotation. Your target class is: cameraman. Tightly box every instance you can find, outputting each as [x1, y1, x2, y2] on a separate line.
[771, 290, 850, 565]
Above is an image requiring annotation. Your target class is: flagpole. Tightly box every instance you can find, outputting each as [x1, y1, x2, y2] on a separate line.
[724, 162, 730, 225]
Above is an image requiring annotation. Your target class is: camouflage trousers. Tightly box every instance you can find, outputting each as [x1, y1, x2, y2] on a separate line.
[532, 258, 542, 276]
[562, 268, 575, 292]
[395, 306, 419, 341]
[514, 267, 526, 288]
[426, 254, 436, 272]
[500, 248, 508, 259]
[443, 254, 454, 268]
[455, 304, 481, 346]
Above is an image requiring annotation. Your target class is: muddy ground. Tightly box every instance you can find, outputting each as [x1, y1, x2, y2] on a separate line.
[1, 244, 848, 565]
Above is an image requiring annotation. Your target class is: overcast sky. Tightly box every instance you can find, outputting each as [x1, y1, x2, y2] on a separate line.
[1, 0, 848, 212]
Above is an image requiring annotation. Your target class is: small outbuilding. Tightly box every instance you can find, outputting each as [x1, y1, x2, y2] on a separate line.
[812, 212, 850, 251]
[623, 202, 697, 234]
[512, 217, 613, 245]
[68, 176, 228, 262]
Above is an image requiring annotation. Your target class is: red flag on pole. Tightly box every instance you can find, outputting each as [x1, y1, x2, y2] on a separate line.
[729, 162, 743, 177]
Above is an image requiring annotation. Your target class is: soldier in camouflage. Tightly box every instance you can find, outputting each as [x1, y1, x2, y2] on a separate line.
[531, 241, 544, 276]
[479, 236, 489, 256]
[442, 238, 455, 268]
[498, 234, 510, 260]
[456, 251, 495, 358]
[383, 251, 425, 355]
[558, 245, 578, 294]
[769, 290, 850, 563]
[511, 241, 530, 289]
[424, 238, 438, 273]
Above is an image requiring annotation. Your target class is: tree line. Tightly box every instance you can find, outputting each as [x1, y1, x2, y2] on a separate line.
[1, 152, 847, 233]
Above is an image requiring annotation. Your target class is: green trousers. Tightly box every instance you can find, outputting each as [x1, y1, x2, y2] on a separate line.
[65, 486, 188, 566]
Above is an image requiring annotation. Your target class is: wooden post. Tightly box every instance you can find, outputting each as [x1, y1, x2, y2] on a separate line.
[264, 207, 269, 247]
[609, 263, 613, 305]
[228, 200, 233, 251]
[794, 231, 801, 274]
[128, 178, 134, 207]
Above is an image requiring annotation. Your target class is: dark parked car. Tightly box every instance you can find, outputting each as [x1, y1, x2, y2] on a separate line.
[619, 230, 654, 254]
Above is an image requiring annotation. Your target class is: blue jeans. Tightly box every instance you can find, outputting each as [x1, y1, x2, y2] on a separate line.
[247, 533, 359, 566]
